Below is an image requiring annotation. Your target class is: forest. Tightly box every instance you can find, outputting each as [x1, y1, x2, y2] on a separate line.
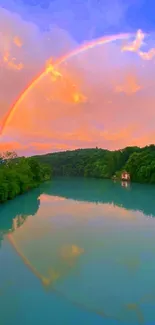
[0, 151, 51, 203]
[1, 144, 155, 205]
[35, 144, 155, 184]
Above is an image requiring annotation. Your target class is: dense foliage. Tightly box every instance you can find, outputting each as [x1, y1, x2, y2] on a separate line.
[35, 144, 155, 184]
[0, 152, 51, 203]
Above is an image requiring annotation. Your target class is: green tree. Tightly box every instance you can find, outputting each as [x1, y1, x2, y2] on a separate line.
[0, 152, 52, 204]
[34, 145, 155, 185]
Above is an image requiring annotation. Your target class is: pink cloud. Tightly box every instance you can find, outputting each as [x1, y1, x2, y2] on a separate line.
[1, 7, 155, 155]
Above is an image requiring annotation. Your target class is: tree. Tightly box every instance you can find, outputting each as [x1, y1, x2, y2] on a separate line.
[35, 145, 155, 184]
[0, 152, 52, 203]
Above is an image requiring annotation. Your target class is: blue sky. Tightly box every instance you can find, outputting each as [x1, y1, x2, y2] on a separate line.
[0, 0, 154, 42]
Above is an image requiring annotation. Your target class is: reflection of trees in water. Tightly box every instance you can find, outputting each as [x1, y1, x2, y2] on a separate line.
[0, 187, 41, 244]
[1, 177, 155, 242]
[1, 179, 155, 323]
[41, 178, 155, 218]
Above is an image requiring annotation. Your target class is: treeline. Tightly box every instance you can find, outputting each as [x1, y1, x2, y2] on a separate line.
[0, 152, 51, 203]
[35, 144, 155, 184]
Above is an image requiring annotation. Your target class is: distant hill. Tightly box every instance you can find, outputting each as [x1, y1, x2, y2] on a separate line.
[34, 145, 155, 184]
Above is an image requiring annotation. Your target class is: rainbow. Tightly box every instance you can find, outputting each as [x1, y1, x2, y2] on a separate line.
[0, 33, 132, 134]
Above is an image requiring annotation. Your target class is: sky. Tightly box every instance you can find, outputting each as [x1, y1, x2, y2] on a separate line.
[0, 0, 155, 155]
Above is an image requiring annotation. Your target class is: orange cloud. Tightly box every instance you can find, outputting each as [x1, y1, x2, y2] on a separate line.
[99, 124, 136, 142]
[45, 58, 63, 80]
[131, 132, 155, 147]
[2, 51, 23, 70]
[0, 140, 79, 156]
[0, 141, 23, 152]
[44, 60, 87, 104]
[115, 73, 141, 94]
[13, 36, 23, 47]
[72, 92, 87, 103]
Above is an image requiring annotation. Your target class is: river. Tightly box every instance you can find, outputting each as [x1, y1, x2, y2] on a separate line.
[0, 177, 155, 325]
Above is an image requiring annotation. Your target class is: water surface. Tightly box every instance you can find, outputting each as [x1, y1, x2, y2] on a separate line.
[0, 178, 155, 325]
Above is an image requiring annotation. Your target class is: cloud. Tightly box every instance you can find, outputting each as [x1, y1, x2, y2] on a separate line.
[122, 29, 155, 61]
[100, 125, 136, 142]
[0, 6, 77, 121]
[115, 72, 141, 94]
[0, 0, 139, 40]
[122, 29, 144, 52]
[2, 51, 24, 70]
[13, 36, 23, 47]
[1, 5, 155, 154]
[139, 48, 155, 60]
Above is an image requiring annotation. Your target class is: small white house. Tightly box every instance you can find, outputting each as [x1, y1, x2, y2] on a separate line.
[121, 171, 130, 181]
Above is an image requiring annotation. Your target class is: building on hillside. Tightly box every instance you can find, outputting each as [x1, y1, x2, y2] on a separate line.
[121, 171, 130, 181]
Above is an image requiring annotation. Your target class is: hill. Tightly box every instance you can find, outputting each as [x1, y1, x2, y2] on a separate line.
[34, 144, 155, 184]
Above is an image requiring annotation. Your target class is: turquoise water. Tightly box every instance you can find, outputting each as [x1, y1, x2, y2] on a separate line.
[0, 177, 155, 325]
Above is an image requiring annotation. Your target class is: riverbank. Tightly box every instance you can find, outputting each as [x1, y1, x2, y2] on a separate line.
[35, 145, 155, 184]
[0, 155, 51, 203]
